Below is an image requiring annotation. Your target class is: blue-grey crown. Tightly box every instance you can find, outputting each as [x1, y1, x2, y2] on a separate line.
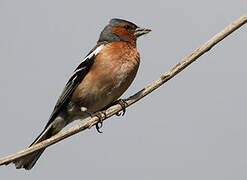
[109, 18, 138, 28]
[98, 18, 138, 42]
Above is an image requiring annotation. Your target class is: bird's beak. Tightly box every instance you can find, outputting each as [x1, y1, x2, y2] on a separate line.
[134, 27, 151, 38]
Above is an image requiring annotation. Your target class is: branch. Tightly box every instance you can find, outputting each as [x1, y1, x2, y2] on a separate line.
[1, 14, 247, 166]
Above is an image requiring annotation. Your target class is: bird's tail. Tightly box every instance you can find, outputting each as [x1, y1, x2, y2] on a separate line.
[13, 124, 53, 170]
[13, 117, 66, 170]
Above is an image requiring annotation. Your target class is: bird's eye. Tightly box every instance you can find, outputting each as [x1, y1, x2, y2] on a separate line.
[123, 25, 131, 30]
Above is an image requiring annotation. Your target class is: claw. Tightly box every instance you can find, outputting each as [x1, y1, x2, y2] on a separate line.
[116, 112, 122, 116]
[96, 121, 103, 133]
[116, 99, 128, 116]
[81, 107, 106, 133]
[94, 112, 106, 133]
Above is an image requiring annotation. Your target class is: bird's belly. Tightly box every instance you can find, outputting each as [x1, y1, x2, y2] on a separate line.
[71, 61, 139, 113]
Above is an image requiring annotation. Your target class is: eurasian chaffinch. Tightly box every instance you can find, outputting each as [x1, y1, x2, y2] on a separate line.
[13, 18, 151, 170]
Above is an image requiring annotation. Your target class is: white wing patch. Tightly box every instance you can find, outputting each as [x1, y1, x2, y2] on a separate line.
[84, 43, 105, 60]
[71, 44, 105, 77]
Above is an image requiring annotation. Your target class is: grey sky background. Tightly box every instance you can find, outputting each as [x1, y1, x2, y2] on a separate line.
[0, 0, 247, 179]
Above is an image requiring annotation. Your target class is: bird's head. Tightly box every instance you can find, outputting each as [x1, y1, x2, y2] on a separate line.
[98, 18, 151, 44]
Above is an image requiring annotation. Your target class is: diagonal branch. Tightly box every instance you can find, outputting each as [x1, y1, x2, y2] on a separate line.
[1, 14, 247, 166]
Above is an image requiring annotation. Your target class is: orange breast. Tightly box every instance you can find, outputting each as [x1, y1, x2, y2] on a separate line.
[71, 42, 140, 112]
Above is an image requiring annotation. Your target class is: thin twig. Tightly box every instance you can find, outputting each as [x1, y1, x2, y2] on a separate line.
[0, 14, 247, 166]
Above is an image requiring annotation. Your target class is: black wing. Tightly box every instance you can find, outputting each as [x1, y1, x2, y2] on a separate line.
[44, 43, 106, 129]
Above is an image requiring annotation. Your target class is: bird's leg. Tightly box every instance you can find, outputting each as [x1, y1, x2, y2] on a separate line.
[114, 99, 128, 116]
[80, 107, 106, 133]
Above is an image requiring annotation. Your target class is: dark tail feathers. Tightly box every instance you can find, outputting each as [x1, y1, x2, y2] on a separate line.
[13, 125, 54, 170]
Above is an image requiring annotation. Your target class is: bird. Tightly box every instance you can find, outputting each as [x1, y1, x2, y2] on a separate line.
[12, 18, 151, 170]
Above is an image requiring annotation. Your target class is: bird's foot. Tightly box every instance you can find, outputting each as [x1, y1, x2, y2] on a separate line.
[80, 107, 106, 133]
[115, 99, 128, 116]
[93, 111, 107, 133]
